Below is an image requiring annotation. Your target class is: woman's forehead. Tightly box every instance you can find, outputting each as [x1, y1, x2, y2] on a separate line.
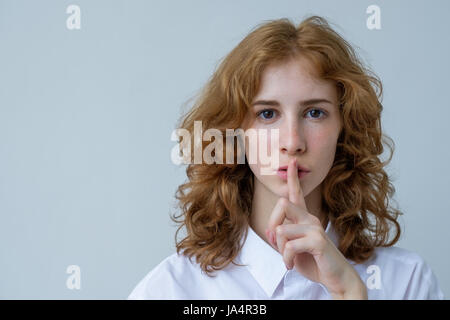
[254, 60, 337, 104]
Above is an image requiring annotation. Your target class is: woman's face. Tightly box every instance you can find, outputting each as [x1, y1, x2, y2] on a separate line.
[241, 56, 343, 200]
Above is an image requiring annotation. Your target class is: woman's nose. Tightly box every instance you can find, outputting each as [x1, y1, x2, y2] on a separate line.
[279, 121, 305, 155]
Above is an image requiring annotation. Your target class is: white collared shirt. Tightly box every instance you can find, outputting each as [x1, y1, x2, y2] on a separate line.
[128, 220, 445, 299]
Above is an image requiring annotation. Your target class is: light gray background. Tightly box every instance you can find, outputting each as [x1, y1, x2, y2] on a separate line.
[0, 0, 449, 299]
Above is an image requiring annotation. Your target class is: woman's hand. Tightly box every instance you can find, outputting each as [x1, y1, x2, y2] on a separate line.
[265, 158, 367, 300]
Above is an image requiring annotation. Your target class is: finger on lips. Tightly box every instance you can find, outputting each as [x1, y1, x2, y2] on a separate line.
[288, 158, 308, 211]
[288, 158, 301, 204]
[266, 158, 319, 270]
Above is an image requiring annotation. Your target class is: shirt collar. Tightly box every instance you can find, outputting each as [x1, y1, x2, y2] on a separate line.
[236, 219, 340, 298]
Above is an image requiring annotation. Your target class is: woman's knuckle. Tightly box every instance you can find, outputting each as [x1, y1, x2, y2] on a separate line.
[285, 241, 293, 251]
[276, 225, 284, 234]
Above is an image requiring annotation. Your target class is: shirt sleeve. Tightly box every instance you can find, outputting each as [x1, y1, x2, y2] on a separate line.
[402, 256, 445, 300]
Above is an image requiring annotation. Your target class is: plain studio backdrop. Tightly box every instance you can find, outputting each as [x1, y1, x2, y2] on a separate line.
[0, 0, 449, 299]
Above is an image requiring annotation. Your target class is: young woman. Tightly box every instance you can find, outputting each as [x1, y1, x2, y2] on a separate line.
[128, 16, 445, 300]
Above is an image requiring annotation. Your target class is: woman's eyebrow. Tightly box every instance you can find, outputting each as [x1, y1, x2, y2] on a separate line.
[251, 98, 333, 107]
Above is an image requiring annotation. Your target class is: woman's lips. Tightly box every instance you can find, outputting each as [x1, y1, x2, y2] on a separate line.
[276, 169, 309, 180]
[277, 164, 310, 172]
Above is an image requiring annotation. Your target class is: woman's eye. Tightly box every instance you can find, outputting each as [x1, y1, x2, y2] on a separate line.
[256, 108, 326, 121]
[306, 108, 326, 119]
[256, 109, 276, 120]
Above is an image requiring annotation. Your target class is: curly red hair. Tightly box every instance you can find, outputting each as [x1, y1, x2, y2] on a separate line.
[170, 15, 402, 276]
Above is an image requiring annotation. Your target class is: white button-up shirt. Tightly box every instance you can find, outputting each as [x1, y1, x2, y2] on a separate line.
[128, 220, 445, 299]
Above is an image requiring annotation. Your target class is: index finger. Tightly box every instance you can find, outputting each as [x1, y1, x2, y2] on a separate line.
[288, 158, 308, 211]
[267, 197, 315, 232]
